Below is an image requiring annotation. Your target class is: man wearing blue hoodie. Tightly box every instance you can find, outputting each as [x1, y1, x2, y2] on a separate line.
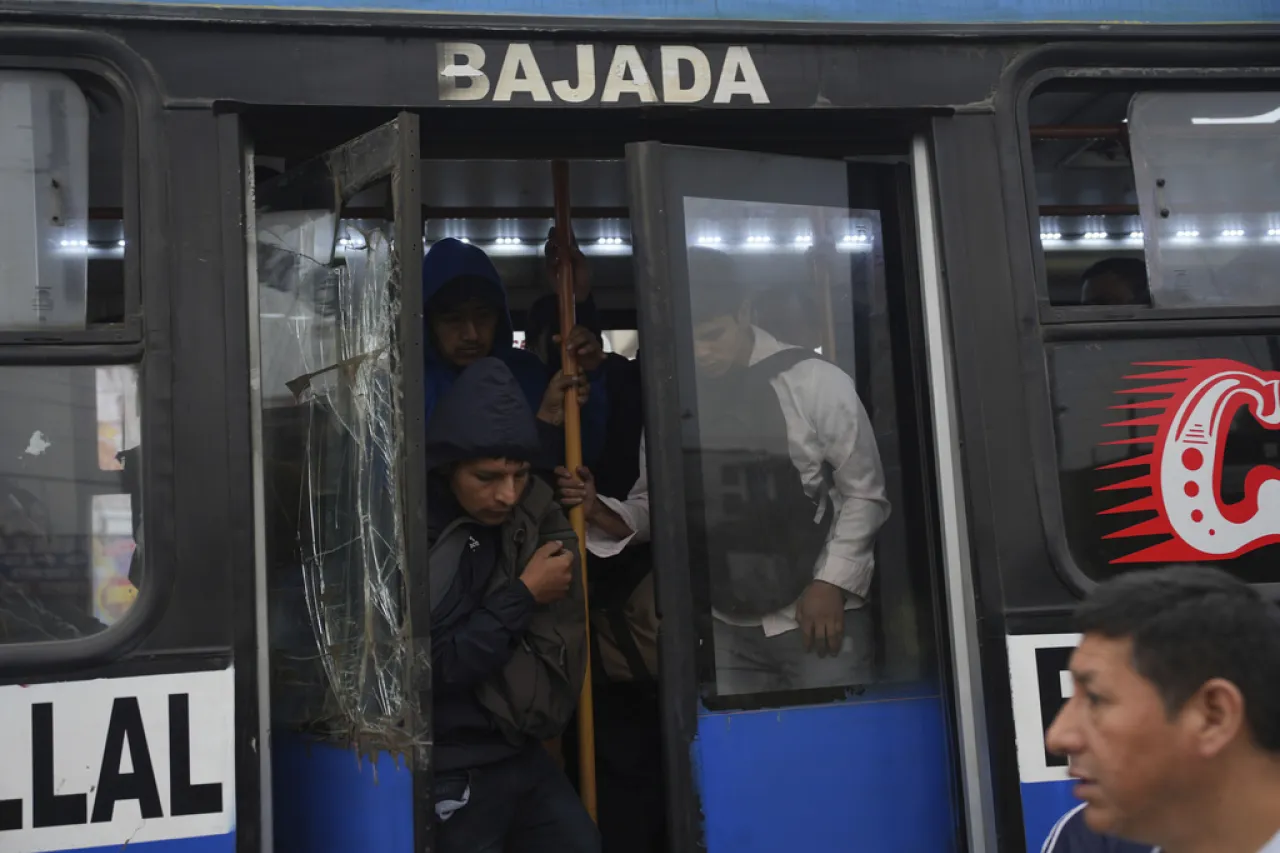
[422, 237, 607, 469]
[425, 356, 597, 853]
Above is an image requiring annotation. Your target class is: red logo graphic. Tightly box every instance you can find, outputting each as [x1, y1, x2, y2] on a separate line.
[1100, 360, 1280, 564]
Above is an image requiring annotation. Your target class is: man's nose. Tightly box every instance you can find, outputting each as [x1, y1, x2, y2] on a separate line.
[1044, 698, 1081, 758]
[459, 319, 479, 341]
[495, 477, 518, 507]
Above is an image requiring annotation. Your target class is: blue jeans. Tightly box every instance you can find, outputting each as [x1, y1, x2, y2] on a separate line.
[432, 744, 600, 853]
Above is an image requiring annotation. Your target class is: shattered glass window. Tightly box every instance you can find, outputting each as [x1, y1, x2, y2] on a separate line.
[256, 205, 417, 748]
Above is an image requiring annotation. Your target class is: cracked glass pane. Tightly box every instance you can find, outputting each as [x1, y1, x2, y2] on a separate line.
[257, 201, 415, 749]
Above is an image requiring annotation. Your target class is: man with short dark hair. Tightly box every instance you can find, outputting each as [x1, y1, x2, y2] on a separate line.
[1080, 257, 1151, 306]
[1046, 565, 1280, 853]
[424, 356, 597, 853]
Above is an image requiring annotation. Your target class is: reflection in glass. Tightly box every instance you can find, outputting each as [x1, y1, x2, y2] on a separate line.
[680, 197, 891, 697]
[0, 365, 141, 643]
[0, 72, 90, 330]
[1130, 92, 1280, 308]
[92, 493, 136, 626]
[1050, 335, 1280, 585]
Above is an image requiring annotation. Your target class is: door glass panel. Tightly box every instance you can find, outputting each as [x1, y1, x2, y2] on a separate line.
[251, 117, 423, 745]
[683, 197, 888, 699]
[634, 146, 940, 706]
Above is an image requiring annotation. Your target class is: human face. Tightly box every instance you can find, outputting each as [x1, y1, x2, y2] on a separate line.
[1045, 634, 1194, 842]
[692, 313, 750, 378]
[430, 298, 499, 368]
[449, 458, 530, 526]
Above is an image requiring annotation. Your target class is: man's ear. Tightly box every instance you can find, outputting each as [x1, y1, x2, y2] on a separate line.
[1183, 677, 1247, 760]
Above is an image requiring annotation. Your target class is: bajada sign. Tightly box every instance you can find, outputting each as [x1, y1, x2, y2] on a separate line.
[437, 42, 770, 105]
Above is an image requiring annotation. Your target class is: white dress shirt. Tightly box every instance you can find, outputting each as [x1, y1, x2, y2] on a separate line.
[585, 326, 890, 637]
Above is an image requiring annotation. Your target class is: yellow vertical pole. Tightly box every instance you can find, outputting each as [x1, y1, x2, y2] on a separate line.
[551, 159, 598, 820]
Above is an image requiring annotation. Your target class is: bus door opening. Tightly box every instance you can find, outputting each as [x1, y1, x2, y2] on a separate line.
[244, 110, 427, 853]
[622, 140, 962, 853]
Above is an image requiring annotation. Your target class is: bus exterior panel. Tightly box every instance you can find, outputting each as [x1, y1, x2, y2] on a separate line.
[1, 14, 1276, 853]
[9, 0, 1280, 24]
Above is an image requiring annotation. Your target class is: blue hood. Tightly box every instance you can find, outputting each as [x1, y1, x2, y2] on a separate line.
[423, 238, 551, 425]
[420, 238, 611, 473]
[424, 358, 541, 472]
[422, 237, 516, 366]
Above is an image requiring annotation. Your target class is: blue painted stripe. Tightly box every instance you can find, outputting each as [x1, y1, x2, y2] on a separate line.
[49, 832, 234, 853]
[695, 693, 956, 852]
[54, 0, 1280, 23]
[271, 730, 414, 853]
[1021, 779, 1082, 853]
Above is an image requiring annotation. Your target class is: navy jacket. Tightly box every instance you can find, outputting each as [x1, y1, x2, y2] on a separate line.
[1042, 805, 1158, 853]
[525, 292, 643, 501]
[422, 237, 606, 469]
[424, 358, 545, 773]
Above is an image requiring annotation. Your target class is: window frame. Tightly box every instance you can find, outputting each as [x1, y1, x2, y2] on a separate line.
[0, 28, 172, 671]
[999, 43, 1280, 598]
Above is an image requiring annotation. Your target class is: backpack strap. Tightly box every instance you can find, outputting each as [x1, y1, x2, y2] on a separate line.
[747, 346, 825, 381]
[749, 345, 839, 491]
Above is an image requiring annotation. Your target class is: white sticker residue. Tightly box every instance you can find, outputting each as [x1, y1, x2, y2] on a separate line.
[23, 430, 50, 456]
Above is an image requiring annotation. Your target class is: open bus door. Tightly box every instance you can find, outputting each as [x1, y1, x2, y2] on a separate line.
[624, 142, 964, 852]
[247, 113, 429, 853]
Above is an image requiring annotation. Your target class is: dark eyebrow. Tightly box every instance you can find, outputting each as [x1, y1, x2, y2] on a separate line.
[1072, 669, 1095, 687]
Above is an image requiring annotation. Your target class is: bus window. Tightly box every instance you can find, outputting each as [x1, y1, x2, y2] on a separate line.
[0, 69, 140, 645]
[1027, 86, 1149, 308]
[0, 365, 142, 642]
[1024, 83, 1280, 588]
[1129, 92, 1280, 308]
[1050, 335, 1280, 586]
[0, 71, 129, 329]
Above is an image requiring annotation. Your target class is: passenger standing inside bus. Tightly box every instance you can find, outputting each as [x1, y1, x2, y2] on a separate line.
[530, 227, 644, 507]
[1079, 257, 1151, 306]
[424, 357, 598, 853]
[1045, 565, 1280, 853]
[422, 236, 608, 469]
[559, 246, 890, 695]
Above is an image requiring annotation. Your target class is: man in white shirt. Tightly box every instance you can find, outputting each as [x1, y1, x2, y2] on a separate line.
[557, 246, 889, 696]
[1046, 565, 1280, 853]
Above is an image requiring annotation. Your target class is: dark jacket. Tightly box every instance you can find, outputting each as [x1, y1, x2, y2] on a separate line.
[1042, 805, 1157, 853]
[422, 238, 607, 469]
[425, 358, 587, 773]
[525, 291, 637, 494]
